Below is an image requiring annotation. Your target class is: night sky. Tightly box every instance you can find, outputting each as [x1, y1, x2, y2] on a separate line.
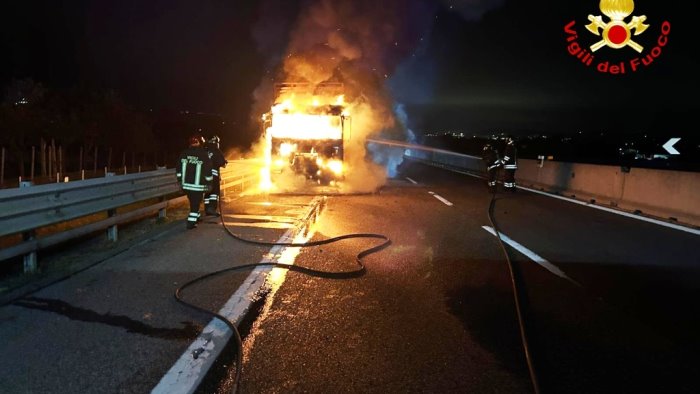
[2, 0, 698, 143]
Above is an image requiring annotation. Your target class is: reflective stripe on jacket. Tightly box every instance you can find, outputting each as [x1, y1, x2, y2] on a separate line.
[177, 146, 213, 191]
[502, 143, 517, 169]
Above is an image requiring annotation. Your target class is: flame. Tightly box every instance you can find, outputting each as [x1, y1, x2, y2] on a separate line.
[259, 127, 274, 192]
[279, 142, 297, 157]
[326, 159, 343, 176]
[600, 0, 635, 20]
[268, 113, 343, 140]
[257, 88, 350, 191]
[259, 167, 273, 192]
[267, 94, 346, 140]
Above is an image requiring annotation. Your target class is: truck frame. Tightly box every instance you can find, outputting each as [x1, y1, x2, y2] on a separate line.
[262, 82, 350, 185]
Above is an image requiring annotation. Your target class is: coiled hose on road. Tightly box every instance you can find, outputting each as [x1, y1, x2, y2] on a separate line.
[173, 196, 391, 394]
[487, 189, 542, 394]
[176, 187, 541, 394]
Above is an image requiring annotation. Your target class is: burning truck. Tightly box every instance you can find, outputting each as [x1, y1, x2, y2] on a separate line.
[262, 82, 351, 186]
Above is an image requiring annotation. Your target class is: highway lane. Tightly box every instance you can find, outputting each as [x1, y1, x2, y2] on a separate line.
[235, 160, 698, 393]
[1, 159, 697, 393]
[236, 174, 533, 393]
[403, 161, 700, 393]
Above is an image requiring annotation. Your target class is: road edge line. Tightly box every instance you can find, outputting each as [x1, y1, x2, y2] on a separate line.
[152, 196, 325, 394]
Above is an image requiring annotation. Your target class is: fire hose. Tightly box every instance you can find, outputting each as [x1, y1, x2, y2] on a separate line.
[173, 196, 391, 394]
[487, 187, 542, 394]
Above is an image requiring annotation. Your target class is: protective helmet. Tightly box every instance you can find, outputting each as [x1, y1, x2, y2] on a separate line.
[208, 135, 220, 148]
[189, 134, 205, 146]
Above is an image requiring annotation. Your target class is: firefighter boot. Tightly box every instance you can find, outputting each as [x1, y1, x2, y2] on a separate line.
[205, 204, 220, 217]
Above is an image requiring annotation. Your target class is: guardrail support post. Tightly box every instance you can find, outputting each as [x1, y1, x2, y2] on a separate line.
[158, 196, 167, 219]
[107, 209, 118, 242]
[22, 230, 38, 273]
[1, 146, 5, 187]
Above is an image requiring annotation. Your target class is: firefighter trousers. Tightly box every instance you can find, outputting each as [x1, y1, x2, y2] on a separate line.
[205, 175, 221, 213]
[186, 190, 204, 227]
[504, 169, 517, 191]
[487, 169, 498, 190]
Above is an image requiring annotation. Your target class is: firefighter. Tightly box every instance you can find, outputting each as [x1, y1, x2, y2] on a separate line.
[177, 134, 213, 229]
[501, 137, 518, 192]
[204, 135, 228, 217]
[481, 143, 501, 193]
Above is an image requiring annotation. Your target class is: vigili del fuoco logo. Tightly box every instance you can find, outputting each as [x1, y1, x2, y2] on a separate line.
[564, 0, 670, 74]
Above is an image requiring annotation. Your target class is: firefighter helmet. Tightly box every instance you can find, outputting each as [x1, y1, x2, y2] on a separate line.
[189, 134, 205, 146]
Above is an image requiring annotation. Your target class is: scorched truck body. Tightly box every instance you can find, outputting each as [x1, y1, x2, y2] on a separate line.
[262, 82, 350, 185]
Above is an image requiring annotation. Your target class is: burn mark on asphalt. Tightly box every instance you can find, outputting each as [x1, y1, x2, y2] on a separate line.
[13, 296, 200, 340]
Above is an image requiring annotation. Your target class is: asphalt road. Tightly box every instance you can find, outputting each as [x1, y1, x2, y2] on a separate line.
[0, 193, 322, 394]
[1, 160, 698, 394]
[236, 161, 699, 394]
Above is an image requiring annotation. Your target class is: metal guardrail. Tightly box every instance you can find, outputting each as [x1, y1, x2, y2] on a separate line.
[220, 164, 259, 195]
[0, 164, 260, 272]
[0, 168, 179, 239]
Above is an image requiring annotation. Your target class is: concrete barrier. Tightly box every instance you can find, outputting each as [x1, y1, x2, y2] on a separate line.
[516, 159, 700, 227]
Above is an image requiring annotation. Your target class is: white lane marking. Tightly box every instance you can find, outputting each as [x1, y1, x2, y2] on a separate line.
[406, 177, 418, 184]
[428, 191, 453, 206]
[516, 185, 700, 236]
[421, 161, 700, 235]
[153, 217, 314, 394]
[482, 226, 581, 286]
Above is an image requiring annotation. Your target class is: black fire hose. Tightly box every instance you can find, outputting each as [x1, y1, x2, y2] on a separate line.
[487, 188, 541, 394]
[173, 195, 391, 394]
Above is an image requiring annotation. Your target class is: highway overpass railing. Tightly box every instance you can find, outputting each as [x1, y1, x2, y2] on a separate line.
[0, 164, 259, 273]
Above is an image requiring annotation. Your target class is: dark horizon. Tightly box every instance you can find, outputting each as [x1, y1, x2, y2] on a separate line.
[2, 1, 698, 143]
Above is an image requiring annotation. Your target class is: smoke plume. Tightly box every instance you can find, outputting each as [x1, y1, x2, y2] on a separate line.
[250, 0, 504, 192]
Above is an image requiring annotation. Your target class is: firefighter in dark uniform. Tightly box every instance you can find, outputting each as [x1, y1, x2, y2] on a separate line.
[177, 135, 213, 229]
[204, 135, 228, 217]
[501, 137, 518, 192]
[481, 143, 501, 193]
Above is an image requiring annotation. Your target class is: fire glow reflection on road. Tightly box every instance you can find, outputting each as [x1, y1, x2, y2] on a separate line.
[242, 226, 316, 363]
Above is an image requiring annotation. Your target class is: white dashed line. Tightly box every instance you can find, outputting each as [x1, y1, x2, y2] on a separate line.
[482, 226, 581, 286]
[420, 161, 699, 235]
[405, 177, 418, 184]
[428, 191, 453, 206]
